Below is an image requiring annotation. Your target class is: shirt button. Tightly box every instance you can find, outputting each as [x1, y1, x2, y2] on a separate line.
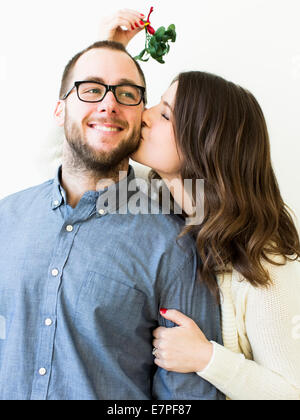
[39, 368, 47, 376]
[53, 200, 59, 206]
[45, 318, 53, 327]
[98, 209, 106, 216]
[66, 225, 73, 232]
[51, 269, 59, 277]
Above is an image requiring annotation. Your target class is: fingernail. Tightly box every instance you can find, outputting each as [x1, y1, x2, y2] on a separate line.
[140, 13, 145, 17]
[140, 20, 145, 26]
[160, 308, 167, 314]
[135, 23, 139, 28]
[131, 25, 135, 30]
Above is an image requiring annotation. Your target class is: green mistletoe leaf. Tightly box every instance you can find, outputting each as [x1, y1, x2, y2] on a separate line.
[149, 45, 157, 56]
[134, 48, 146, 61]
[149, 36, 158, 47]
[156, 56, 165, 64]
[167, 24, 176, 32]
[154, 26, 166, 41]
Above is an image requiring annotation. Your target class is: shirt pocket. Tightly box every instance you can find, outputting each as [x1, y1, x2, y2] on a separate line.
[74, 271, 146, 347]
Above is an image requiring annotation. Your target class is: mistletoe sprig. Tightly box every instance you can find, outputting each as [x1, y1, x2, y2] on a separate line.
[134, 7, 177, 64]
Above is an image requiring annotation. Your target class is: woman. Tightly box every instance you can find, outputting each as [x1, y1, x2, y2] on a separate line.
[102, 10, 300, 400]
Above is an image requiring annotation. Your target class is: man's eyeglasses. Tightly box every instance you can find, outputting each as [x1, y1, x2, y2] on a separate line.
[62, 81, 146, 106]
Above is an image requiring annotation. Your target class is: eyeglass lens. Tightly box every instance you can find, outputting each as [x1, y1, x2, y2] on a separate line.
[77, 82, 142, 105]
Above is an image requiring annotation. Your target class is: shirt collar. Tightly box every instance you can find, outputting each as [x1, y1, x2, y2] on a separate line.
[51, 166, 64, 210]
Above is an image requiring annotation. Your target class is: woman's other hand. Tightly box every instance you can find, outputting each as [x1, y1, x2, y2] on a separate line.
[99, 9, 145, 47]
[153, 309, 214, 373]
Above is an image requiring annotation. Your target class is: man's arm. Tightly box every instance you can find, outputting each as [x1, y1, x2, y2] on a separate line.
[152, 249, 225, 400]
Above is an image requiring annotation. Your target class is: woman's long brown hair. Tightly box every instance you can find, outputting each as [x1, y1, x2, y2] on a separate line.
[172, 71, 300, 299]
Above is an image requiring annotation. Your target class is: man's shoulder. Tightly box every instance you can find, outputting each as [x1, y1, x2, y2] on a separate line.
[135, 189, 185, 228]
[130, 190, 197, 258]
[0, 179, 54, 212]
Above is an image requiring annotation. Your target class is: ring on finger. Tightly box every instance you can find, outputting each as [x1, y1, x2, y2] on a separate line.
[152, 347, 159, 357]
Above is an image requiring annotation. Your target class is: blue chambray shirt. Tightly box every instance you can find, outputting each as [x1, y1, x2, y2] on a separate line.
[0, 166, 224, 400]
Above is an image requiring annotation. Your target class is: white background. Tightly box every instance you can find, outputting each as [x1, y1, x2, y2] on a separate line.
[0, 0, 299, 221]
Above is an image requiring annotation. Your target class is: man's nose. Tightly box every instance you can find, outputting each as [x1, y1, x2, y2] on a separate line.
[96, 91, 119, 114]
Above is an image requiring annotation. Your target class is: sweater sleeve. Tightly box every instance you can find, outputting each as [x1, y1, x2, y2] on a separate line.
[197, 260, 300, 400]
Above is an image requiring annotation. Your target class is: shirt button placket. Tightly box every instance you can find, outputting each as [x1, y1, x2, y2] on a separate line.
[31, 222, 77, 399]
[31, 266, 61, 399]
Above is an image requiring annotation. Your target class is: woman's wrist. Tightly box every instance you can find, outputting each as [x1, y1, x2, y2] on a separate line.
[196, 342, 214, 373]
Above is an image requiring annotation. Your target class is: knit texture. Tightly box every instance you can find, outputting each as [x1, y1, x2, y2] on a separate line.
[197, 255, 300, 400]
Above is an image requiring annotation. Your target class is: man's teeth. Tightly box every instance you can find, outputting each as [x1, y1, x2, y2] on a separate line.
[90, 125, 120, 132]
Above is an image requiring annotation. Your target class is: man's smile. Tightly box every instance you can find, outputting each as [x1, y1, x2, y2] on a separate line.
[87, 122, 124, 133]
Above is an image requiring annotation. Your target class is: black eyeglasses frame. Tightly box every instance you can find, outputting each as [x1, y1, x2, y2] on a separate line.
[62, 81, 146, 106]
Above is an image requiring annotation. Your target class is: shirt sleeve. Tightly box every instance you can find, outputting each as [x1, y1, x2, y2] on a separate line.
[152, 250, 225, 400]
[197, 261, 300, 400]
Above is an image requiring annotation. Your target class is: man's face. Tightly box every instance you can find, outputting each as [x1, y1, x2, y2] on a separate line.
[57, 48, 144, 171]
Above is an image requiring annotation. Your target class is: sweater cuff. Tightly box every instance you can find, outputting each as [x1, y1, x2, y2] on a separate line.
[196, 342, 245, 388]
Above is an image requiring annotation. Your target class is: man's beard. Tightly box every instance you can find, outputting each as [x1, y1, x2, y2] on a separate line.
[64, 114, 141, 176]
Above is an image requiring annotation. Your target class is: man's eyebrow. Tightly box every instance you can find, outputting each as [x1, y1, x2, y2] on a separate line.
[118, 78, 144, 87]
[81, 76, 105, 83]
[81, 77, 143, 86]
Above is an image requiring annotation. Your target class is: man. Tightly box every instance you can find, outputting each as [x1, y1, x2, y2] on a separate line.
[0, 41, 223, 400]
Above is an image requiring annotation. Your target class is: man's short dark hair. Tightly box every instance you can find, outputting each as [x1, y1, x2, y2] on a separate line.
[59, 40, 147, 103]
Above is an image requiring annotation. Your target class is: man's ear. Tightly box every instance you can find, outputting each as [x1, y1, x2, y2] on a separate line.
[54, 100, 65, 127]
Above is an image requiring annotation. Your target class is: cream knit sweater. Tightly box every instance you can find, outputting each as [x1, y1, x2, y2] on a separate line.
[197, 255, 300, 400]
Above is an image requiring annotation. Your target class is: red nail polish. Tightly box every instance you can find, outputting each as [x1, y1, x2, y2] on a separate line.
[140, 20, 145, 25]
[160, 308, 167, 314]
[135, 23, 139, 28]
[131, 25, 134, 30]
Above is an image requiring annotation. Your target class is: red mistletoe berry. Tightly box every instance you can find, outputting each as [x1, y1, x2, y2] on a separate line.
[147, 25, 156, 35]
[146, 6, 156, 35]
[147, 7, 154, 22]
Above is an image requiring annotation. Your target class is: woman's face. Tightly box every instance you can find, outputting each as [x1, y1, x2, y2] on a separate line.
[131, 81, 182, 177]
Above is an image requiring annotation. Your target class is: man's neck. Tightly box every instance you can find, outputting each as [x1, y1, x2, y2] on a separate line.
[61, 155, 129, 209]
